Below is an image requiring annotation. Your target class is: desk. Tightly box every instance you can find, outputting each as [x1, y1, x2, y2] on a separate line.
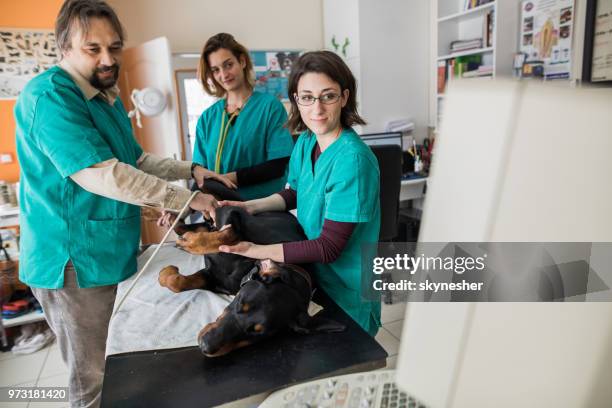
[101, 289, 387, 408]
[399, 178, 427, 202]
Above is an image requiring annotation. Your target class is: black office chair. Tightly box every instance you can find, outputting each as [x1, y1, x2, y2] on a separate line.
[370, 144, 402, 304]
[370, 144, 402, 241]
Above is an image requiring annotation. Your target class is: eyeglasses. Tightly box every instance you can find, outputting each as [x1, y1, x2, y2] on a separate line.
[294, 93, 341, 106]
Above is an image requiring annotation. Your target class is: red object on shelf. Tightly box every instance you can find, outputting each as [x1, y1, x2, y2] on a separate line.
[437, 61, 447, 94]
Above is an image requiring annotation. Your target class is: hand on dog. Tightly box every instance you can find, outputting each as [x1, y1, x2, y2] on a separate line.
[221, 172, 238, 185]
[217, 200, 256, 214]
[218, 241, 284, 262]
[189, 192, 219, 223]
[219, 241, 256, 257]
[157, 210, 178, 228]
[192, 165, 237, 190]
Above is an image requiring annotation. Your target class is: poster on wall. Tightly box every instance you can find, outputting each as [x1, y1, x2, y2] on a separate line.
[520, 0, 575, 79]
[0, 28, 59, 99]
[591, 0, 612, 82]
[249, 50, 301, 102]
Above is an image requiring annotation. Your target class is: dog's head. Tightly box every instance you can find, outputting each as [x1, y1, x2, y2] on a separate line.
[197, 259, 345, 357]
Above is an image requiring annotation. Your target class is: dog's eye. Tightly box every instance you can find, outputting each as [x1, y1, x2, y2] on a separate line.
[237, 303, 250, 313]
[248, 323, 264, 333]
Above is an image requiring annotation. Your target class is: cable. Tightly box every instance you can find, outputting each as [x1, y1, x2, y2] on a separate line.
[112, 191, 199, 318]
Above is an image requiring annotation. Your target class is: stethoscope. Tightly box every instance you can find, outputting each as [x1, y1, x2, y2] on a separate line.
[214, 94, 252, 173]
[214, 108, 240, 173]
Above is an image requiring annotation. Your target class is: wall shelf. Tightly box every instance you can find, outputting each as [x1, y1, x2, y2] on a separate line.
[431, 0, 520, 128]
[437, 47, 494, 61]
[438, 2, 495, 23]
[3, 310, 45, 329]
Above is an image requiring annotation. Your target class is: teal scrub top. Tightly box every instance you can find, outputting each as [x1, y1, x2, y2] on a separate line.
[193, 91, 294, 200]
[14, 66, 142, 289]
[287, 128, 382, 335]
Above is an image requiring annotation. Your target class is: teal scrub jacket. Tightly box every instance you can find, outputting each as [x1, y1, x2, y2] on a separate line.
[193, 91, 294, 200]
[288, 128, 382, 335]
[15, 66, 142, 289]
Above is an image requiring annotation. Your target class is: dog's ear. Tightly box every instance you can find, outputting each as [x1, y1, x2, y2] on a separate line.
[289, 312, 346, 334]
[215, 207, 247, 235]
[259, 272, 281, 285]
[278, 268, 308, 293]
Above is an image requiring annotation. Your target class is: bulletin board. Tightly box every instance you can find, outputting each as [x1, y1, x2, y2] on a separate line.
[0, 28, 59, 99]
[519, 0, 575, 79]
[249, 50, 302, 101]
[582, 0, 612, 84]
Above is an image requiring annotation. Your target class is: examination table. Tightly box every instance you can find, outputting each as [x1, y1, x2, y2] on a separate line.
[100, 244, 387, 407]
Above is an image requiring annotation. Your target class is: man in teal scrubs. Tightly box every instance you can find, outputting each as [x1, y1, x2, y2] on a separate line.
[14, 1, 219, 406]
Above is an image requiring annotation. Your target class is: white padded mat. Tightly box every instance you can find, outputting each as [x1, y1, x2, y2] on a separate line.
[106, 243, 232, 356]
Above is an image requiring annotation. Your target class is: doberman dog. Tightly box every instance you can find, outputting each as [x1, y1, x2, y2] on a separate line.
[158, 182, 345, 357]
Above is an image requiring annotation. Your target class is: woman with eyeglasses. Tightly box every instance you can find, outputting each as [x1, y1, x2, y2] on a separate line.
[192, 33, 294, 200]
[219, 51, 381, 336]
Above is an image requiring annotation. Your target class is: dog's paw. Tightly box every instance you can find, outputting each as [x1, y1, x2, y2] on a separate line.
[175, 232, 212, 254]
[159, 265, 207, 293]
[158, 265, 184, 293]
[175, 228, 239, 255]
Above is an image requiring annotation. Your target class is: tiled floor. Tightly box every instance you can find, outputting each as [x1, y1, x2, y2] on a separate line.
[377, 301, 407, 370]
[0, 339, 69, 408]
[0, 302, 406, 406]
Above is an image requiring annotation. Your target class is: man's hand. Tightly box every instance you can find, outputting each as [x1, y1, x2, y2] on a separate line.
[189, 192, 218, 222]
[156, 210, 177, 228]
[192, 165, 237, 190]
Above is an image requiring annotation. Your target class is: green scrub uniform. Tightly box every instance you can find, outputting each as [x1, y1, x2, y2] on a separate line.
[14, 66, 142, 289]
[193, 91, 294, 200]
[287, 128, 381, 335]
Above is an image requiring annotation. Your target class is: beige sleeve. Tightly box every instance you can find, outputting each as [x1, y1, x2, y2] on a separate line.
[70, 158, 192, 211]
[136, 152, 193, 181]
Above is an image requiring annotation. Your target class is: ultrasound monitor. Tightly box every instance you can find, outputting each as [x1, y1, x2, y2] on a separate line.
[360, 132, 403, 149]
[395, 80, 612, 407]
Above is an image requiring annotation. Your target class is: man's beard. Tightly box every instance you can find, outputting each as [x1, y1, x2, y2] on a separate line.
[89, 64, 120, 90]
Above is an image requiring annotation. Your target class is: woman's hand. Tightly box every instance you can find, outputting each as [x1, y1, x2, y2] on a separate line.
[221, 172, 238, 185]
[156, 210, 178, 228]
[192, 165, 237, 190]
[219, 242, 284, 262]
[217, 200, 258, 214]
[219, 241, 258, 257]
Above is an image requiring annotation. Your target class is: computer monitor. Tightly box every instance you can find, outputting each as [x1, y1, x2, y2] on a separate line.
[360, 132, 403, 149]
[395, 80, 612, 407]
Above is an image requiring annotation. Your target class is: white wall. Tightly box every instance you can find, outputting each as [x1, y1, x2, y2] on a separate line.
[111, 0, 430, 140]
[108, 0, 324, 53]
[358, 0, 430, 141]
[322, 0, 362, 108]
